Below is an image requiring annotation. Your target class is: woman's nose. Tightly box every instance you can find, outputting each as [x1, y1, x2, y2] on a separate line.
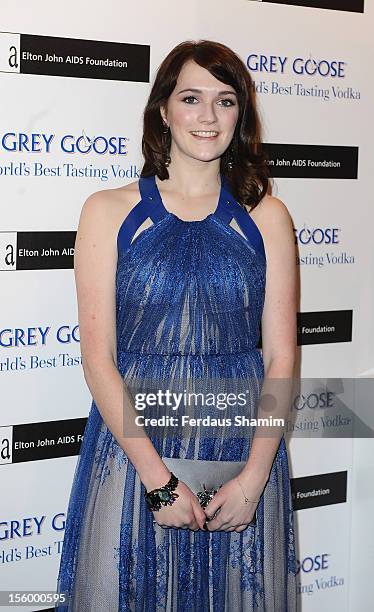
[197, 103, 218, 124]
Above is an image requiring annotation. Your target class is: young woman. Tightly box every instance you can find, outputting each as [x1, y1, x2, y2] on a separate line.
[57, 40, 298, 611]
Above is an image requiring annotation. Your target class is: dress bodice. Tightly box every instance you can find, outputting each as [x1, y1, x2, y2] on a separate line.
[115, 174, 266, 358]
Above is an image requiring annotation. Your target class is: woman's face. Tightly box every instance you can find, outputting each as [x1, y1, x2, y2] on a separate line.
[161, 60, 240, 165]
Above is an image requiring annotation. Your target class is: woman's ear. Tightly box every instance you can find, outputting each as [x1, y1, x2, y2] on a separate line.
[160, 106, 168, 126]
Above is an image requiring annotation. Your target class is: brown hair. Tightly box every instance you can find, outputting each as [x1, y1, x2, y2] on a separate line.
[141, 39, 272, 211]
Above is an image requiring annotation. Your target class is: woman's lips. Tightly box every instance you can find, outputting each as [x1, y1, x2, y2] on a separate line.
[190, 131, 219, 141]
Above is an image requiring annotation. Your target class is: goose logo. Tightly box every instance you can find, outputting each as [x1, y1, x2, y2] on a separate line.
[247, 54, 346, 78]
[297, 553, 330, 575]
[294, 226, 340, 246]
[0, 131, 129, 155]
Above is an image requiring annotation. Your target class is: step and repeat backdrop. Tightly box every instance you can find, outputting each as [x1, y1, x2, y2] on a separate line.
[1, 1, 373, 610]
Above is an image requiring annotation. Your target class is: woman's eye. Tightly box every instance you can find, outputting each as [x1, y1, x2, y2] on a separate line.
[181, 96, 236, 107]
[218, 98, 236, 107]
[182, 96, 198, 104]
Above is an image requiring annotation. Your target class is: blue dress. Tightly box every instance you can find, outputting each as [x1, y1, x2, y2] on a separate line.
[56, 174, 298, 611]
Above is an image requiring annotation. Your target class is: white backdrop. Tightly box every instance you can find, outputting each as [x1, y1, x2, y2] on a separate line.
[1, 1, 373, 610]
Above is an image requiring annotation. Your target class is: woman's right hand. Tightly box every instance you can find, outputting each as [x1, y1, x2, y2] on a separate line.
[151, 480, 207, 531]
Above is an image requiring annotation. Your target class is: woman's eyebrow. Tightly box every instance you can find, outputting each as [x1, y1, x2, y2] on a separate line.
[176, 88, 237, 96]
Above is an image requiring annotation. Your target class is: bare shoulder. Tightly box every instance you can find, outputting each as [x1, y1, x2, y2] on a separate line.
[248, 194, 294, 242]
[79, 180, 142, 233]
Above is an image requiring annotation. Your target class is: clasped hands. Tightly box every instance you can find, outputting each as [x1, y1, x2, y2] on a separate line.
[152, 468, 267, 533]
[203, 469, 265, 532]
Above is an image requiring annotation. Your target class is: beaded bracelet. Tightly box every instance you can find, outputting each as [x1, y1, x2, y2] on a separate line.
[144, 472, 179, 512]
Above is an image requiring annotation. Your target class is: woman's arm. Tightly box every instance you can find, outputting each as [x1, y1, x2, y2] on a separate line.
[74, 190, 171, 492]
[241, 194, 298, 484]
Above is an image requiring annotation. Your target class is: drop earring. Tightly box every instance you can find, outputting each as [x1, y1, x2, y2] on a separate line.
[162, 121, 171, 168]
[227, 140, 236, 171]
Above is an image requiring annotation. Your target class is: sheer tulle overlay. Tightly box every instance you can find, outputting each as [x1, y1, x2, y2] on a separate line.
[56, 175, 298, 611]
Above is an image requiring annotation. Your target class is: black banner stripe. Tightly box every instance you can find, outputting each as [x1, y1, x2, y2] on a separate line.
[12, 418, 87, 462]
[16, 231, 76, 270]
[297, 310, 353, 345]
[291, 471, 347, 510]
[263, 0, 364, 13]
[263, 144, 358, 179]
[19, 34, 150, 82]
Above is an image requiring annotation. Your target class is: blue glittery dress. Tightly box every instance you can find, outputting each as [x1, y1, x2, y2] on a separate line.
[56, 174, 298, 611]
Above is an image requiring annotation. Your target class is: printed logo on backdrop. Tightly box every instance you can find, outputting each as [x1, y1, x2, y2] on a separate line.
[284, 378, 374, 439]
[0, 420, 86, 465]
[294, 223, 355, 268]
[297, 310, 352, 345]
[290, 470, 347, 510]
[0, 231, 75, 270]
[263, 144, 358, 179]
[0, 32, 150, 81]
[296, 552, 345, 598]
[0, 324, 81, 374]
[249, 0, 364, 13]
[0, 510, 67, 564]
[0, 131, 140, 182]
[247, 53, 361, 102]
[0, 426, 13, 464]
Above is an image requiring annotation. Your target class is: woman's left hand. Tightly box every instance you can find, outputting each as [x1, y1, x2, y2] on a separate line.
[203, 468, 268, 532]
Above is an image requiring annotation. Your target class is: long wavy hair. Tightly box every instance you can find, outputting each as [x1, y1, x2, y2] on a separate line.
[141, 40, 272, 211]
